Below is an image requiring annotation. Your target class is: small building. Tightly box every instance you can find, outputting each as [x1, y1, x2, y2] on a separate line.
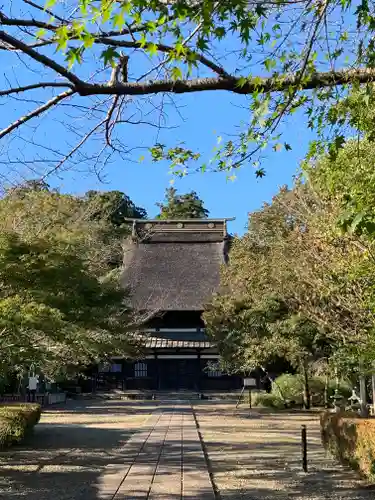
[100, 218, 243, 392]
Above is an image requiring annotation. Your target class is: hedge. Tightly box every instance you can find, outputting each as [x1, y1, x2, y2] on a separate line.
[0, 403, 41, 448]
[320, 411, 375, 480]
[254, 392, 285, 409]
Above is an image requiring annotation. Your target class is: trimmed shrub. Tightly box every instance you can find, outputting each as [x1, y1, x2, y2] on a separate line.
[0, 403, 41, 448]
[254, 392, 285, 409]
[320, 411, 375, 480]
[273, 374, 352, 407]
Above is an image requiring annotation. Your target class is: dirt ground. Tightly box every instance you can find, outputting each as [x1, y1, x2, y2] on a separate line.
[194, 402, 374, 499]
[0, 399, 374, 500]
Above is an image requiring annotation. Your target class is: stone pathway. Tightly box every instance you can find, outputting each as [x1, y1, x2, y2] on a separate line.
[1, 399, 375, 500]
[98, 406, 215, 499]
[0, 400, 215, 500]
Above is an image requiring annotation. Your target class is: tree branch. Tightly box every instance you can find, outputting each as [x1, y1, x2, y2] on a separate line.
[0, 30, 84, 87]
[0, 82, 74, 96]
[97, 37, 231, 78]
[78, 67, 375, 96]
[22, 0, 67, 24]
[0, 12, 164, 37]
[0, 11, 57, 31]
[0, 89, 75, 139]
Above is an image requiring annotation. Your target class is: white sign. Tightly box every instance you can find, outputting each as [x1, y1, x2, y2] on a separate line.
[28, 375, 39, 391]
[243, 377, 257, 387]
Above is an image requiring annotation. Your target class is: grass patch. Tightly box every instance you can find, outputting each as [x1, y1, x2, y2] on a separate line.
[320, 411, 375, 481]
[0, 403, 41, 448]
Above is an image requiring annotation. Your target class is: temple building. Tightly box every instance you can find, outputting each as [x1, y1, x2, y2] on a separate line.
[99, 218, 242, 392]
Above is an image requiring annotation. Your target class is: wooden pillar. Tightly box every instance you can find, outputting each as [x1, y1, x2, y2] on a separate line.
[197, 350, 201, 391]
[155, 352, 160, 390]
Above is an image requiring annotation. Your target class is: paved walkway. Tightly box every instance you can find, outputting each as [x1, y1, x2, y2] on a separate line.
[1, 399, 375, 500]
[98, 407, 214, 499]
[0, 401, 215, 500]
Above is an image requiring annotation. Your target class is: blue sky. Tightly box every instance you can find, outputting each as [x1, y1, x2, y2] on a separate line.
[0, 1, 316, 236]
[48, 91, 312, 236]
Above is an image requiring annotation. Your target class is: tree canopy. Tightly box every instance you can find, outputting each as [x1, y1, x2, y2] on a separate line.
[84, 189, 147, 225]
[1, 0, 375, 178]
[156, 187, 209, 219]
[204, 131, 375, 401]
[0, 184, 146, 378]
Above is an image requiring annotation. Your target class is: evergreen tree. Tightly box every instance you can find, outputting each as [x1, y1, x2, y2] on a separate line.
[156, 187, 209, 219]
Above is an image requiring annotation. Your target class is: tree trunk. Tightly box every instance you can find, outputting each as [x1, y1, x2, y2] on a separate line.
[302, 363, 311, 410]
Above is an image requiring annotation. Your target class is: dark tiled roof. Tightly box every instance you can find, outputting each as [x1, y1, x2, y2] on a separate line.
[148, 330, 209, 341]
[144, 337, 213, 349]
[121, 219, 231, 311]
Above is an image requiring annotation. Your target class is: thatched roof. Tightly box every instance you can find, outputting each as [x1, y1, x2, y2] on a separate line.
[121, 219, 233, 311]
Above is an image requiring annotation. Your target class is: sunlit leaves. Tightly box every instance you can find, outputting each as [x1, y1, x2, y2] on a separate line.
[65, 47, 84, 69]
[101, 46, 120, 67]
[170, 66, 183, 80]
[146, 42, 158, 57]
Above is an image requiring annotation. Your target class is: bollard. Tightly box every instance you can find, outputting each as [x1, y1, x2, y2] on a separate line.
[301, 425, 307, 472]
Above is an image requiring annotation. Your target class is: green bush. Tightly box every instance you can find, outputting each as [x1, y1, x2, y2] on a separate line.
[320, 411, 375, 480]
[272, 373, 352, 407]
[254, 392, 285, 409]
[0, 404, 41, 448]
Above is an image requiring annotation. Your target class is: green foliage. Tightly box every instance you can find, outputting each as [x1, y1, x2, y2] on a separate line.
[83, 190, 147, 226]
[304, 139, 375, 238]
[320, 412, 375, 480]
[0, 183, 145, 378]
[156, 187, 209, 219]
[273, 374, 352, 407]
[0, 404, 41, 448]
[253, 392, 285, 409]
[205, 134, 375, 385]
[9, 0, 375, 175]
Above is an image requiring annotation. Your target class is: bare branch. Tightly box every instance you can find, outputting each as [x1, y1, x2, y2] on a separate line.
[0, 11, 57, 31]
[0, 89, 75, 139]
[97, 38, 231, 78]
[22, 0, 67, 23]
[0, 30, 84, 87]
[0, 82, 74, 96]
[41, 117, 106, 179]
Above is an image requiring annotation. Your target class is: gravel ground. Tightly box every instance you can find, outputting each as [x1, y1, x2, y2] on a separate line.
[194, 403, 375, 500]
[1, 399, 373, 500]
[0, 399, 155, 500]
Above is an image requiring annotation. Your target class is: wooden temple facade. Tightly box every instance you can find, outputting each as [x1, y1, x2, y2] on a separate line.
[99, 218, 242, 392]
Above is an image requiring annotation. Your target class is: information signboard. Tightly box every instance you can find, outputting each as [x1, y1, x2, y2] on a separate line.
[243, 377, 257, 387]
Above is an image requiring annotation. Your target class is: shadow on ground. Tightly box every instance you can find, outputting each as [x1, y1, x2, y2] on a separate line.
[0, 400, 373, 500]
[0, 400, 216, 500]
[195, 405, 374, 500]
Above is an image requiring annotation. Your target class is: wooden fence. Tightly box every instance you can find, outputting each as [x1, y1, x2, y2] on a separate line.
[0, 393, 66, 406]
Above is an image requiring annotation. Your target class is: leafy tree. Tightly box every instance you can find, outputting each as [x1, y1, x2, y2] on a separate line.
[0, 184, 146, 379]
[205, 173, 375, 399]
[9, 179, 51, 196]
[0, 231, 136, 379]
[2, 1, 375, 177]
[84, 190, 147, 226]
[0, 184, 147, 273]
[156, 187, 209, 219]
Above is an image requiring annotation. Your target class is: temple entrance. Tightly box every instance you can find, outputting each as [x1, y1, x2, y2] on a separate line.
[158, 358, 199, 390]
